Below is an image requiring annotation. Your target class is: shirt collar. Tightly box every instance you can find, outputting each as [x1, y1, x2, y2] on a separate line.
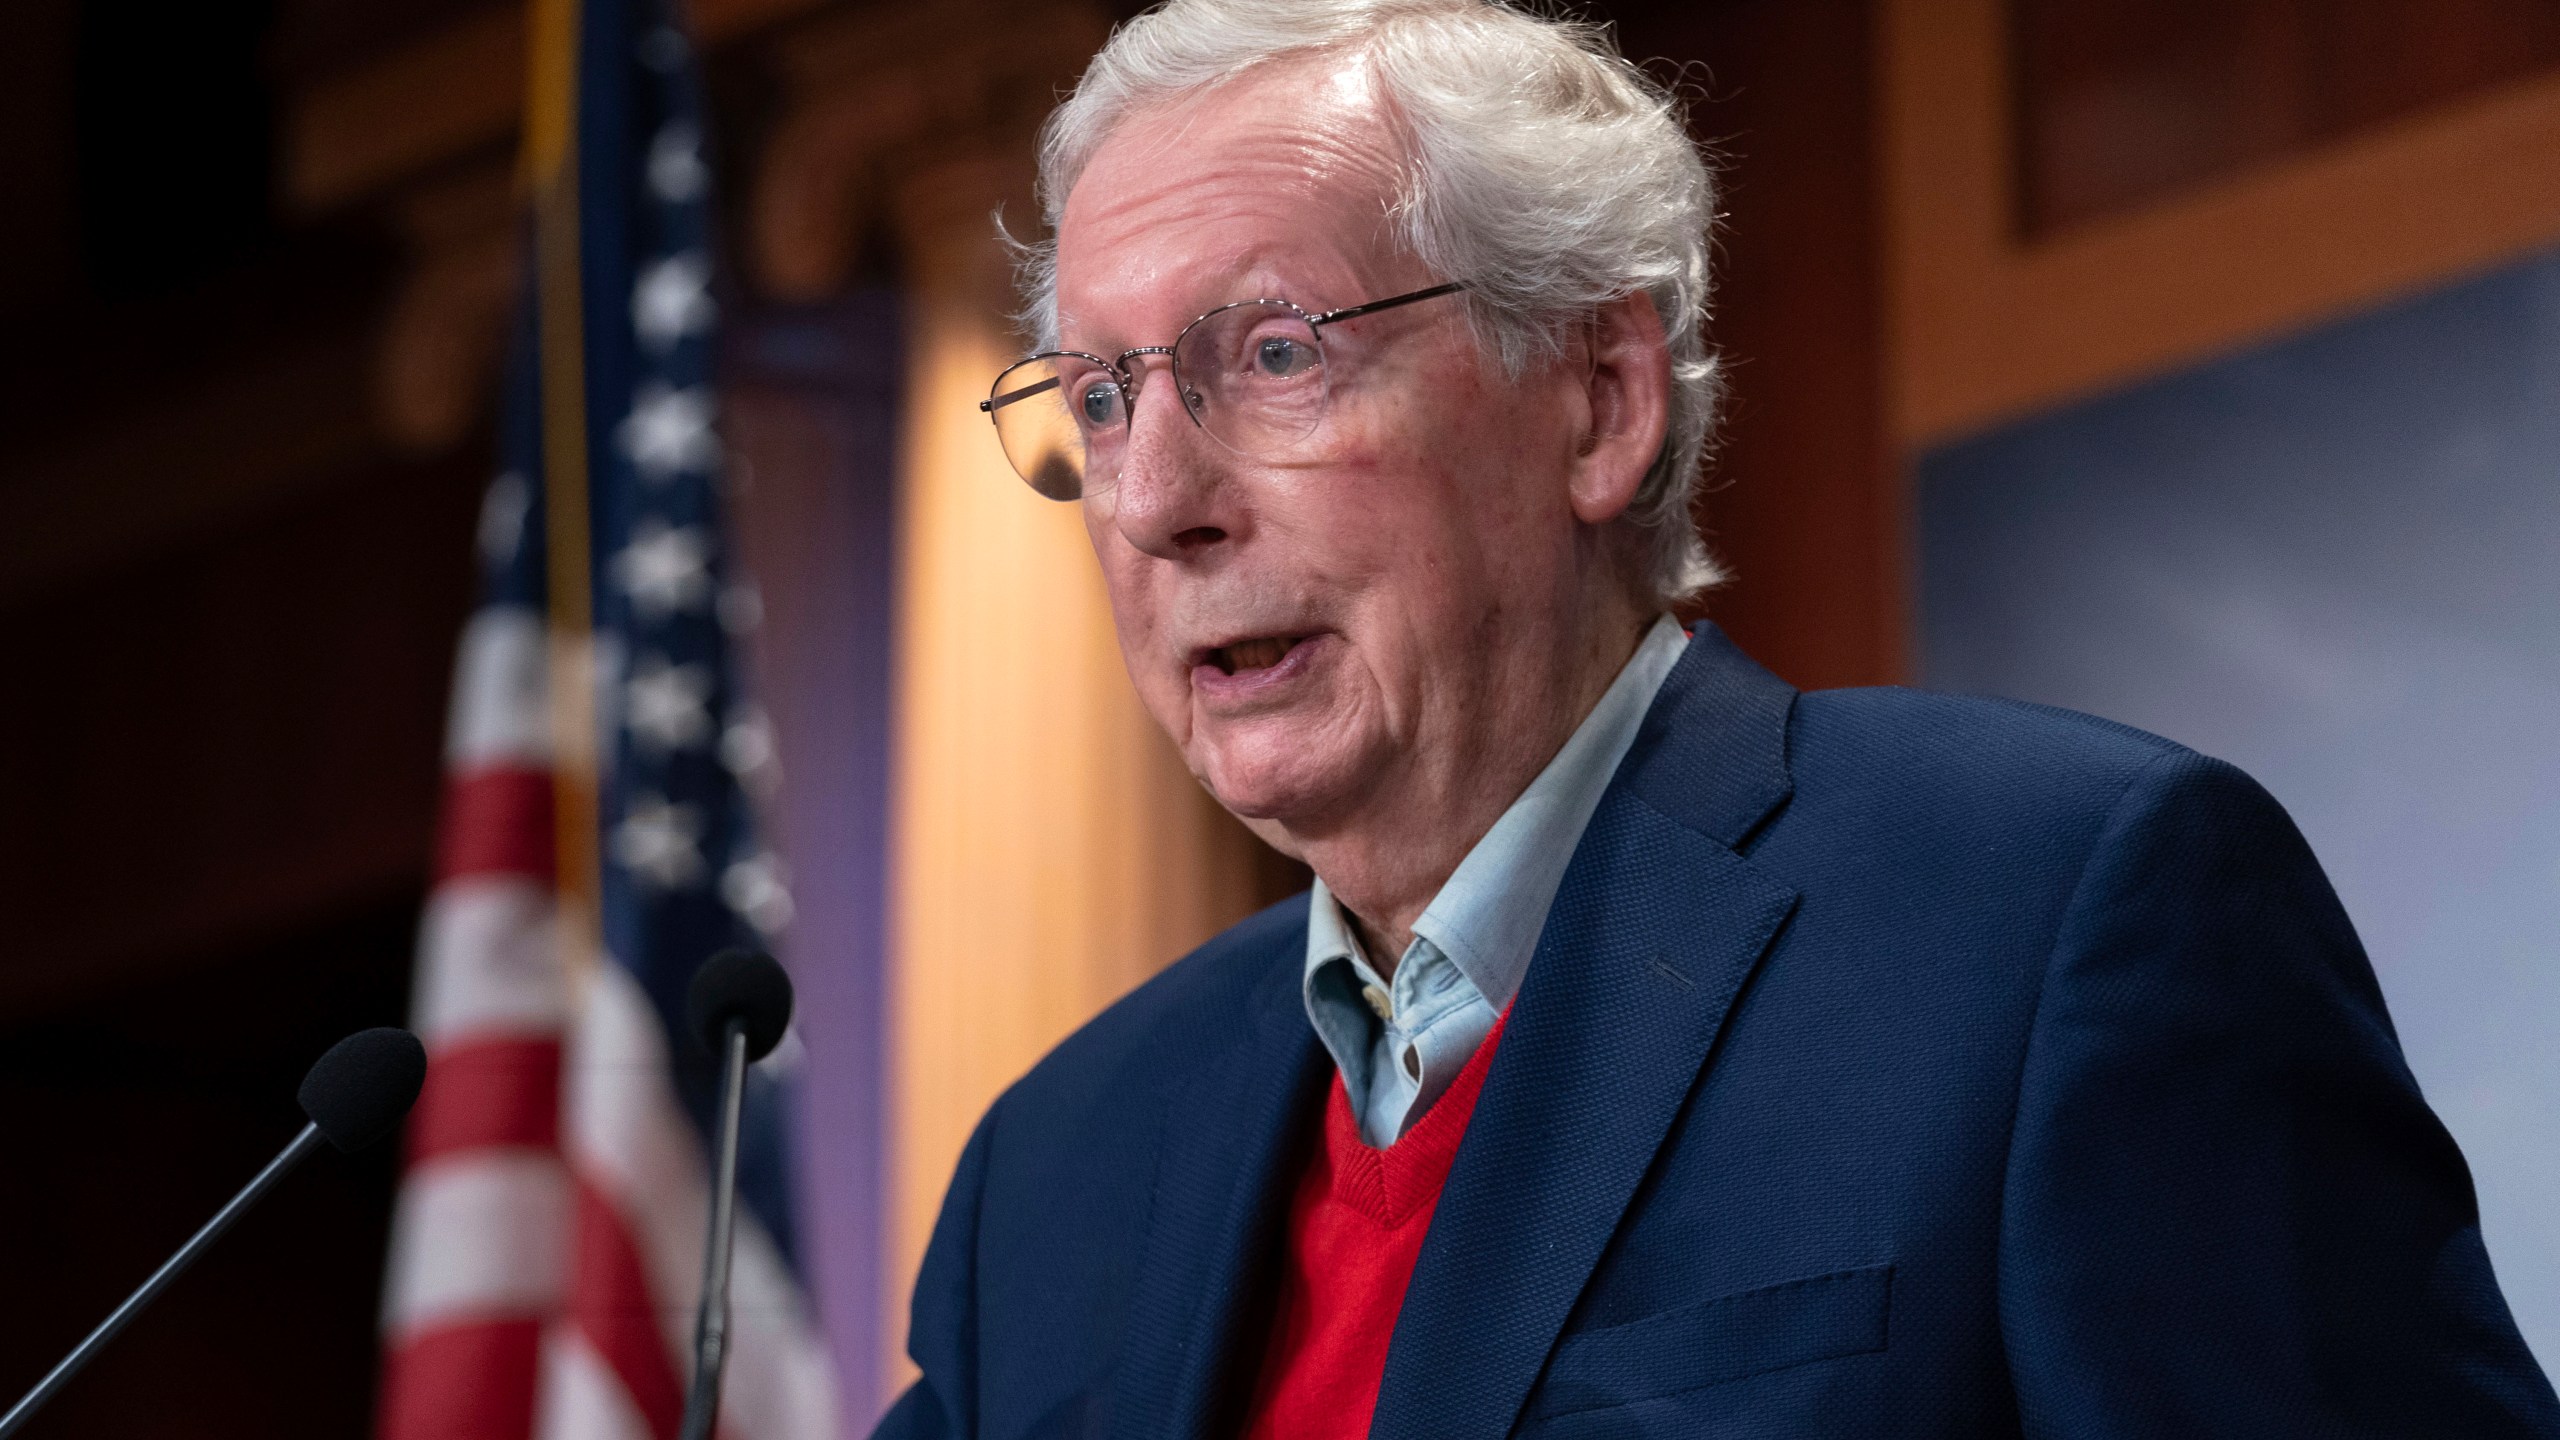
[1300, 890, 1385, 1105]
[1303, 613, 1691, 1009]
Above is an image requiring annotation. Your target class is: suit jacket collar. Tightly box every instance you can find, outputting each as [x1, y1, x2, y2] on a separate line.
[1372, 622, 1801, 1437]
[1111, 624, 1800, 1439]
[1620, 620, 1796, 850]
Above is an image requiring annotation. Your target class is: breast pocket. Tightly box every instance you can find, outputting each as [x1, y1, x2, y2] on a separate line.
[1526, 1263, 1895, 1421]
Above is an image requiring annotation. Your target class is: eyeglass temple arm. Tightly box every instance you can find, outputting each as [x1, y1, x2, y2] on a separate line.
[1308, 282, 1467, 329]
[978, 373, 1061, 414]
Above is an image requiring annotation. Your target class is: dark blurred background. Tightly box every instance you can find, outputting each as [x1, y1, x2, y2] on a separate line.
[2, 0, 2555, 1434]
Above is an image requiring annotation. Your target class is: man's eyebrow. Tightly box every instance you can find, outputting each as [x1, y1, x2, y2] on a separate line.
[1050, 305, 1123, 356]
[1054, 262, 1341, 351]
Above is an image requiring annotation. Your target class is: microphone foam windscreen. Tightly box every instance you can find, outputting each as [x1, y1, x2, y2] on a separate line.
[299, 1027, 428, 1153]
[687, 949, 794, 1062]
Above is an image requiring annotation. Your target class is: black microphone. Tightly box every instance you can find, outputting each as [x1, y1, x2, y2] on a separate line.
[0, 1026, 426, 1438]
[678, 951, 792, 1440]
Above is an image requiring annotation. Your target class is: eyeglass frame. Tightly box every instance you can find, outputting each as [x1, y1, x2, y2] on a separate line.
[977, 281, 1468, 486]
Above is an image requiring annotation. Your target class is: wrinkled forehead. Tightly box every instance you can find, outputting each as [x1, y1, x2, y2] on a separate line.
[1053, 55, 1417, 350]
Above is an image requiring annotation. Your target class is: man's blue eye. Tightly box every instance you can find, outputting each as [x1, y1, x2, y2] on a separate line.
[1079, 383, 1122, 426]
[1255, 337, 1314, 377]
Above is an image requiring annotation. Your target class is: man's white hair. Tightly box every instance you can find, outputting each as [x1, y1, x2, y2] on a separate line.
[1018, 0, 1726, 602]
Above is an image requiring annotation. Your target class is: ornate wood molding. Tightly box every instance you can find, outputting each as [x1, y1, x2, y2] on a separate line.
[282, 0, 834, 216]
[1881, 0, 2560, 449]
[304, 0, 1105, 459]
[748, 0, 1106, 303]
[376, 164, 523, 452]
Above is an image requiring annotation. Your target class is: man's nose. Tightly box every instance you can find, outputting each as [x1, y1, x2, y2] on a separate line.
[1107, 361, 1236, 561]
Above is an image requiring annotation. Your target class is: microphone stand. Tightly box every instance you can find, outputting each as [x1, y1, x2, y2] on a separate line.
[0, 1122, 327, 1439]
[677, 1018, 750, 1440]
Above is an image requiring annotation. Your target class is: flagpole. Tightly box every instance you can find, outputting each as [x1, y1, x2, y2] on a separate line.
[526, 0, 604, 984]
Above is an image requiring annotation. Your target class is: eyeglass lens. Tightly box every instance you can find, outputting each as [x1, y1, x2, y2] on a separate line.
[985, 300, 1328, 500]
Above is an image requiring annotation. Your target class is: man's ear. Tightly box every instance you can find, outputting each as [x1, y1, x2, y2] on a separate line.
[1567, 291, 1672, 526]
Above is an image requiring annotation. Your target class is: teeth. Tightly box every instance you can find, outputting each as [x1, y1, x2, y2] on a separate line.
[1221, 637, 1291, 673]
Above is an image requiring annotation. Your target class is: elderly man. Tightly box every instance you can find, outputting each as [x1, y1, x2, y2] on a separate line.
[880, 2, 2559, 1436]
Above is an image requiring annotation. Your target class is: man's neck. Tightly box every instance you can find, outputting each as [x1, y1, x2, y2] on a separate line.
[1285, 603, 1655, 973]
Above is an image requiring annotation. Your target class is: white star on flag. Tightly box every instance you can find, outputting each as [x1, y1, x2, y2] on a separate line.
[613, 521, 711, 618]
[635, 252, 715, 354]
[619, 381, 720, 480]
[648, 120, 709, 203]
[722, 849, 795, 938]
[720, 703, 781, 795]
[625, 654, 714, 753]
[636, 24, 687, 72]
[613, 794, 706, 890]
[477, 471, 530, 565]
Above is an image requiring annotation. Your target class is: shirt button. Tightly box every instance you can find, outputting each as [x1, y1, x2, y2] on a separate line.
[1361, 984, 1394, 1021]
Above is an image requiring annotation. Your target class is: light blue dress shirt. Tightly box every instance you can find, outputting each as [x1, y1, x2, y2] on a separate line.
[1303, 615, 1691, 1148]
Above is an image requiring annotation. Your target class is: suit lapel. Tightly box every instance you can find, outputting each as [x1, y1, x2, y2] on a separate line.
[1111, 942, 1329, 1440]
[1369, 624, 1803, 1439]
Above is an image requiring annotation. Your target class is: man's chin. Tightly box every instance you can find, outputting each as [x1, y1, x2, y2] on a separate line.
[1190, 728, 1370, 832]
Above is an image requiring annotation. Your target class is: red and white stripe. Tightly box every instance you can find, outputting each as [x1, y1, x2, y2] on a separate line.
[377, 607, 835, 1440]
[379, 607, 569, 1439]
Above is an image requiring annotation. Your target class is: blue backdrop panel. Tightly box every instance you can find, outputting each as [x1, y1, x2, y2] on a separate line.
[1919, 247, 2560, 1366]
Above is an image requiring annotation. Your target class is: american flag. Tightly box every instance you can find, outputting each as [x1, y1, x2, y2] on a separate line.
[372, 0, 838, 1434]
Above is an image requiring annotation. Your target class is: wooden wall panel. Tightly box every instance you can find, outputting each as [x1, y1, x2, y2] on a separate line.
[2017, 0, 2560, 234]
[1618, 0, 1903, 687]
[0, 444, 485, 1021]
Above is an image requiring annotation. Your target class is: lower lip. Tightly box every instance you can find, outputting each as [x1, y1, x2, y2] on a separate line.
[1191, 634, 1327, 707]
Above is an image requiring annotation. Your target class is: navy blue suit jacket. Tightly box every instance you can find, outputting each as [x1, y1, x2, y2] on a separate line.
[877, 626, 2558, 1438]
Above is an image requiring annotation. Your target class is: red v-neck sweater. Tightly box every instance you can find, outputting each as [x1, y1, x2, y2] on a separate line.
[1241, 1013, 1509, 1440]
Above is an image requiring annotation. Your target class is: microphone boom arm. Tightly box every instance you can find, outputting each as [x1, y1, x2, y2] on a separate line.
[0, 1122, 329, 1439]
[678, 1018, 751, 1440]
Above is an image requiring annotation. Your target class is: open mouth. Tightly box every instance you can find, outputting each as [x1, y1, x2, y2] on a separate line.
[1201, 635, 1305, 676]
